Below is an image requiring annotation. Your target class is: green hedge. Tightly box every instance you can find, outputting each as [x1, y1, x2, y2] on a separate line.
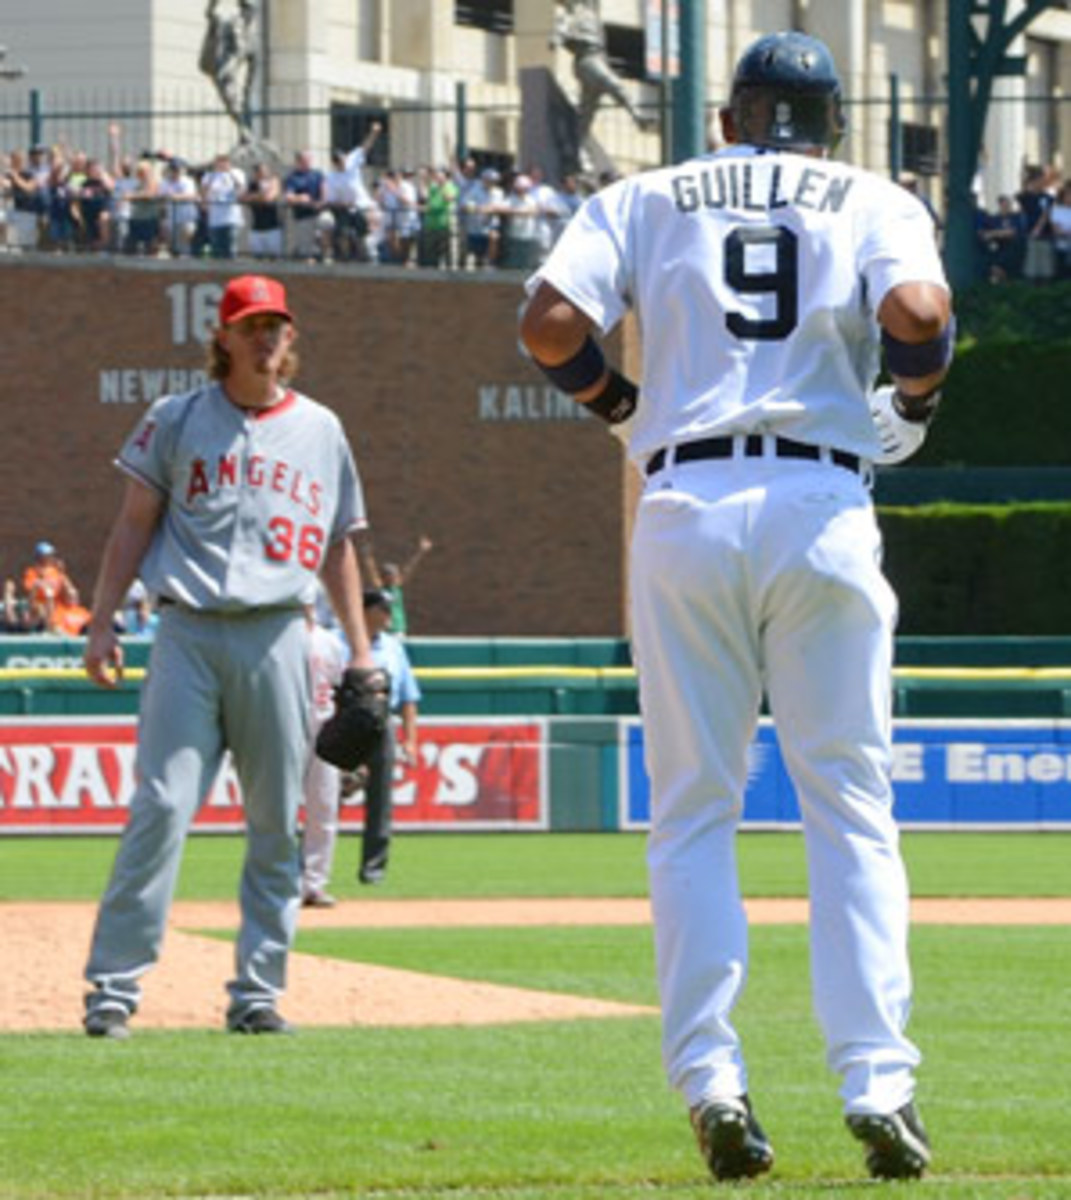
[873, 286, 1071, 629]
[880, 503, 1071, 634]
[917, 339, 1071, 466]
[888, 280, 1071, 468]
[955, 279, 1071, 343]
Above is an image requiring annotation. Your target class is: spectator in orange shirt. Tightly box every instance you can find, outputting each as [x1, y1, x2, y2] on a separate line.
[21, 541, 89, 634]
[50, 579, 92, 636]
[21, 541, 70, 609]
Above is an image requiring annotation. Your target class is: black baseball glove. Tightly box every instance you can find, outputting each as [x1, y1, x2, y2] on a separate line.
[315, 667, 391, 772]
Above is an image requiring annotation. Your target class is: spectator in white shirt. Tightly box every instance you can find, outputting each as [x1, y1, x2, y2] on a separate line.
[158, 158, 200, 257]
[377, 168, 421, 266]
[318, 121, 382, 262]
[200, 151, 246, 259]
[107, 127, 140, 254]
[499, 172, 542, 270]
[459, 166, 503, 268]
[527, 165, 566, 255]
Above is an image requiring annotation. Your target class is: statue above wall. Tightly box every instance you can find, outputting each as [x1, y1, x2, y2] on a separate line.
[549, 0, 653, 173]
[198, 0, 282, 170]
[199, 0, 258, 135]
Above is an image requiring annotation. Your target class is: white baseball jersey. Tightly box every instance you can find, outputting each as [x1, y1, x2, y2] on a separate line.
[302, 621, 347, 896]
[529, 144, 948, 464]
[308, 622, 346, 722]
[119, 384, 365, 611]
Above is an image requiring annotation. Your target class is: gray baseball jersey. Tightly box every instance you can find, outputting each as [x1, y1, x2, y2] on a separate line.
[118, 383, 364, 609]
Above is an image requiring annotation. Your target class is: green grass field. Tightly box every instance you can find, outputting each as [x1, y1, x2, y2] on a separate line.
[4, 830, 1071, 903]
[2, 831, 1070, 1199]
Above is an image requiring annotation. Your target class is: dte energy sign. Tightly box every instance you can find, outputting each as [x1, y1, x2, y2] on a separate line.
[0, 718, 547, 833]
[622, 719, 1071, 829]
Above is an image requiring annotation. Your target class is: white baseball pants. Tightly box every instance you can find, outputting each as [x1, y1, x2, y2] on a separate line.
[630, 454, 920, 1117]
[301, 734, 340, 894]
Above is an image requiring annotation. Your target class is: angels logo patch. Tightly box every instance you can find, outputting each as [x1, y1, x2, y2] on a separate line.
[131, 419, 157, 453]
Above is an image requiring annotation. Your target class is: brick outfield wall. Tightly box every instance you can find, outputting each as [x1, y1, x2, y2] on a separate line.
[0, 257, 637, 637]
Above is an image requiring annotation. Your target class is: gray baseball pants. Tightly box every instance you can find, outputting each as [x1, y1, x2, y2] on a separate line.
[84, 604, 312, 1025]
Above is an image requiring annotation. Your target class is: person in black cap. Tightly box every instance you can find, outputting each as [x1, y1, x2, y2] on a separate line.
[300, 585, 421, 891]
[352, 587, 421, 883]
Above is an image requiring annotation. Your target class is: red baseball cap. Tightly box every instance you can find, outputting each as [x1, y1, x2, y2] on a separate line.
[218, 275, 293, 326]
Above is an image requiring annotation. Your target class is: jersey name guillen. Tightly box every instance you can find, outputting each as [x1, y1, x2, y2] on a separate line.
[669, 156, 853, 217]
[118, 383, 365, 612]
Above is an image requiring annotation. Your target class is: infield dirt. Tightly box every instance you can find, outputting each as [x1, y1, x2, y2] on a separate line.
[3, 897, 1068, 1034]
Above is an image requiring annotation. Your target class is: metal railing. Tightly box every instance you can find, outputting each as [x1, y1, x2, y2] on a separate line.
[3, 82, 1070, 285]
[0, 191, 576, 273]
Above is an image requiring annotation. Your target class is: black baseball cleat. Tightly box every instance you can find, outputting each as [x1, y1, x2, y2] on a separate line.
[846, 1100, 932, 1179]
[690, 1094, 774, 1181]
[227, 1007, 295, 1035]
[84, 1007, 131, 1040]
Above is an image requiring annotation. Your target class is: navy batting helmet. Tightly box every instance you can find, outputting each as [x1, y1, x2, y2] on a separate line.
[729, 31, 846, 152]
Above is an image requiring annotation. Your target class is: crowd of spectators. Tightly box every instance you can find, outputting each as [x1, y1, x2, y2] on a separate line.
[1, 541, 156, 638]
[5, 123, 1066, 285]
[1, 534, 426, 642]
[0, 121, 599, 271]
[973, 162, 1071, 284]
[896, 161, 1071, 285]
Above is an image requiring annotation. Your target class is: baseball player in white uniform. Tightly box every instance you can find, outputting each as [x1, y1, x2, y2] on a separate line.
[521, 31, 953, 1183]
[82, 274, 377, 1038]
[300, 610, 348, 907]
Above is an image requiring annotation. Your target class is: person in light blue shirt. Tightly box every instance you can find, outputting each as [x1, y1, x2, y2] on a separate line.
[357, 588, 421, 883]
[302, 587, 421, 889]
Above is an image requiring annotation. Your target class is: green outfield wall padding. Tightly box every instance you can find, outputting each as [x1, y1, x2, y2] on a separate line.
[405, 638, 633, 669]
[408, 636, 1071, 671]
[3, 637, 1071, 720]
[548, 720, 622, 831]
[4, 672, 1071, 719]
[5, 635, 1071, 673]
[893, 680, 1071, 718]
[0, 636, 154, 671]
[874, 467, 1071, 506]
[894, 637, 1071, 667]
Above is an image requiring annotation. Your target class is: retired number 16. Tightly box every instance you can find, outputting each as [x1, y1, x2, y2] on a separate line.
[166, 282, 224, 346]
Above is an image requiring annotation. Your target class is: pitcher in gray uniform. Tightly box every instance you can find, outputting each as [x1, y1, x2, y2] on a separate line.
[82, 274, 377, 1038]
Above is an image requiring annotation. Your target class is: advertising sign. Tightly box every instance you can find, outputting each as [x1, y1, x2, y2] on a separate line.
[0, 717, 547, 834]
[621, 718, 1071, 830]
